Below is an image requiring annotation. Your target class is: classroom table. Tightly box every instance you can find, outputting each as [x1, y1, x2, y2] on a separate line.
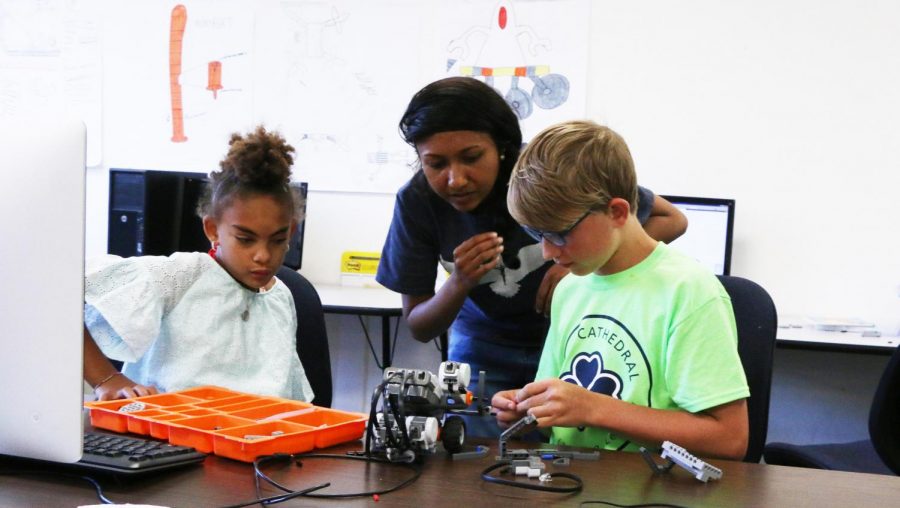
[315, 283, 449, 368]
[2, 436, 899, 507]
[315, 284, 405, 369]
[776, 325, 899, 354]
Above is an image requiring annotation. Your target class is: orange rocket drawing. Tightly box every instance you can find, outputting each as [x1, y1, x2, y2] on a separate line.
[207, 61, 222, 99]
[169, 4, 187, 142]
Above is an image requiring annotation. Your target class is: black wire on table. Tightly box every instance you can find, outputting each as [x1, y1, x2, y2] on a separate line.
[0, 470, 115, 504]
[579, 502, 691, 508]
[220, 481, 330, 508]
[480, 460, 583, 494]
[249, 452, 422, 500]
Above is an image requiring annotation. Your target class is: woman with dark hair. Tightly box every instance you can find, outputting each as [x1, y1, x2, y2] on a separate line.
[376, 77, 687, 437]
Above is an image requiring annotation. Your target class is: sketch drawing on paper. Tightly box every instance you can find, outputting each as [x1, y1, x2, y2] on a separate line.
[168, 4, 246, 143]
[447, 0, 569, 119]
[267, 1, 417, 192]
[170, 4, 187, 142]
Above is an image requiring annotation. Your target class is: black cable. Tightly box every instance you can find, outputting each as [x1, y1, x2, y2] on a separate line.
[0, 470, 115, 504]
[357, 314, 401, 370]
[221, 480, 330, 508]
[358, 315, 387, 370]
[579, 502, 691, 508]
[480, 461, 583, 494]
[390, 313, 400, 362]
[365, 378, 389, 456]
[252, 452, 421, 499]
[433, 335, 443, 355]
[392, 370, 413, 452]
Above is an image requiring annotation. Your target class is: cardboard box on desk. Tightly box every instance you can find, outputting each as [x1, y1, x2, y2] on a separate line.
[84, 386, 367, 462]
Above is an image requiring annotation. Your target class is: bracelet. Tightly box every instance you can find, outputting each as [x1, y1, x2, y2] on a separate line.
[92, 371, 123, 390]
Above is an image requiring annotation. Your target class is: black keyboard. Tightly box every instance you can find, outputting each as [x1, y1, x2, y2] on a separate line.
[77, 432, 206, 475]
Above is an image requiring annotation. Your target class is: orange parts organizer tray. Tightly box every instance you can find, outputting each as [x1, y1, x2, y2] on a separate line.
[84, 386, 367, 462]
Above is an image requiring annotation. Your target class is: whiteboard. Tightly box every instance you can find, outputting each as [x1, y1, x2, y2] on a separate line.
[0, 0, 102, 166]
[97, 0, 588, 193]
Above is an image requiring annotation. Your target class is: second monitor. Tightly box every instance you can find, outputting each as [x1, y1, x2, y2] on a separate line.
[660, 195, 735, 276]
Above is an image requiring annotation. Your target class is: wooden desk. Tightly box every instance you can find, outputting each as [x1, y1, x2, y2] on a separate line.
[315, 284, 404, 368]
[3, 439, 899, 507]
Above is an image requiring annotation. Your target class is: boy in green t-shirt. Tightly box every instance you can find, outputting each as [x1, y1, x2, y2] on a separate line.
[492, 120, 749, 460]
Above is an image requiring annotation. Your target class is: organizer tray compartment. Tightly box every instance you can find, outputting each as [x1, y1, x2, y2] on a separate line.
[84, 385, 367, 462]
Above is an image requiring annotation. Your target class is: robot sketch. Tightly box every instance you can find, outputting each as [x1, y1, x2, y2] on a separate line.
[366, 361, 491, 463]
[447, 0, 569, 119]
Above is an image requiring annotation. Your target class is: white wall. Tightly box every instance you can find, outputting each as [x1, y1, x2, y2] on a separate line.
[586, 1, 900, 334]
[80, 1, 900, 414]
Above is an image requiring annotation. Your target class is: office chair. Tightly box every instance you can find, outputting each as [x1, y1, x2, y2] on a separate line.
[277, 266, 333, 408]
[717, 275, 778, 463]
[763, 345, 900, 475]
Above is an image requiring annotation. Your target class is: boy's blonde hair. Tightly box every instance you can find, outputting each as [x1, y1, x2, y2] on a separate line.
[507, 120, 638, 230]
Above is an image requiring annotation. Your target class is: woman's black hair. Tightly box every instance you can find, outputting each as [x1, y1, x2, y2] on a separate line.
[399, 76, 522, 186]
[196, 125, 303, 223]
[399, 77, 523, 267]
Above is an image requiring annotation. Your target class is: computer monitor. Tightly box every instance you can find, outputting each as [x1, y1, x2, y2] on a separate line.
[0, 117, 86, 462]
[660, 195, 735, 276]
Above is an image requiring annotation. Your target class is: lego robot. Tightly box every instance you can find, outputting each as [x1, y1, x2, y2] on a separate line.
[366, 361, 490, 463]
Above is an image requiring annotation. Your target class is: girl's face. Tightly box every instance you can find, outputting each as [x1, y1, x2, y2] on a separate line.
[203, 194, 295, 290]
[416, 130, 501, 212]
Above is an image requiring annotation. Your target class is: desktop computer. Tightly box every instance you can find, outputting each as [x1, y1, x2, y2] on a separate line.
[0, 130, 206, 474]
[0, 117, 86, 463]
[108, 169, 307, 269]
[108, 169, 210, 258]
[660, 195, 736, 276]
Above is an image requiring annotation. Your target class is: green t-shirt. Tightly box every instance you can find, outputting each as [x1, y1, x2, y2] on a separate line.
[536, 243, 749, 451]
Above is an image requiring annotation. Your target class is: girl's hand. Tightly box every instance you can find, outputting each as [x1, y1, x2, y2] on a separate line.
[535, 264, 569, 315]
[449, 232, 504, 290]
[94, 374, 159, 401]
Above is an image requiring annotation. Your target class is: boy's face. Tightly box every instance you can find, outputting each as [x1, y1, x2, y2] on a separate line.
[539, 199, 629, 276]
[416, 130, 500, 212]
[203, 194, 295, 290]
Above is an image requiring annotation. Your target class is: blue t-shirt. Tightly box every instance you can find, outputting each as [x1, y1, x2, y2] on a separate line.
[376, 171, 656, 347]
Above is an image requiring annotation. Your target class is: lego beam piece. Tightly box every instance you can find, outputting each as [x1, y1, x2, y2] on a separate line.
[660, 441, 723, 482]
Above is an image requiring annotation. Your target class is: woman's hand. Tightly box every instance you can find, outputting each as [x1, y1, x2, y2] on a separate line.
[534, 263, 569, 315]
[449, 232, 504, 290]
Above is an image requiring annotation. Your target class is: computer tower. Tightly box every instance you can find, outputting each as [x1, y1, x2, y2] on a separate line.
[108, 169, 211, 258]
[108, 169, 306, 270]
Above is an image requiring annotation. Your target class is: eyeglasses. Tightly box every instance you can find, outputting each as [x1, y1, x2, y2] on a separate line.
[521, 210, 593, 247]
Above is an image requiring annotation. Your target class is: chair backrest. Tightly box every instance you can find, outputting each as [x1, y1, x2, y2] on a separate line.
[277, 266, 333, 407]
[716, 275, 778, 463]
[869, 345, 900, 474]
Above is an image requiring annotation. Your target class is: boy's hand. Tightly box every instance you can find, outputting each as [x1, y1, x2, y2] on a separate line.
[94, 375, 159, 401]
[450, 232, 503, 290]
[514, 378, 598, 428]
[535, 264, 569, 315]
[491, 389, 526, 428]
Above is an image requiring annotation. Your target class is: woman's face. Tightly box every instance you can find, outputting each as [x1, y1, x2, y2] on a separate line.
[416, 130, 501, 212]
